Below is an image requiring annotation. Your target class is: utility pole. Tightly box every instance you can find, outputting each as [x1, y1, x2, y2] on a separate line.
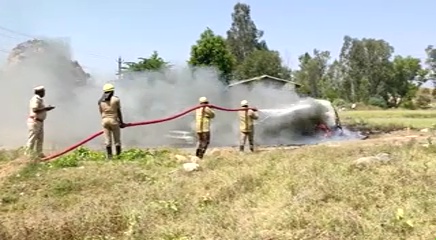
[116, 56, 123, 80]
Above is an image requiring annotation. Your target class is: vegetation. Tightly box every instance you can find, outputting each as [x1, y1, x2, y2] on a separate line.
[122, 51, 170, 72]
[188, 28, 236, 84]
[340, 110, 436, 133]
[121, 2, 435, 109]
[2, 2, 436, 239]
[2, 139, 436, 239]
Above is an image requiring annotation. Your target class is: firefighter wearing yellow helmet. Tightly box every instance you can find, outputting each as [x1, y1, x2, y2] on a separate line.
[98, 83, 126, 159]
[238, 100, 258, 152]
[195, 96, 215, 158]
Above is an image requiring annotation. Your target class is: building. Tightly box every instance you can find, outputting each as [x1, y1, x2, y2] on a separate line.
[227, 75, 301, 91]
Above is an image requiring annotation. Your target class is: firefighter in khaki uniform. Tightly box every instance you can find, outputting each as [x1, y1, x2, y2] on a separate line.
[195, 96, 215, 159]
[239, 100, 258, 152]
[26, 86, 55, 158]
[98, 83, 126, 159]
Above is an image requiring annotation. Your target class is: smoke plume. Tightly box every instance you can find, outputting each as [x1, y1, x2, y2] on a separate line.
[0, 39, 355, 151]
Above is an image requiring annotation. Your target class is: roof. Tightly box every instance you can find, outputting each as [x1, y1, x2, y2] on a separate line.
[228, 75, 301, 87]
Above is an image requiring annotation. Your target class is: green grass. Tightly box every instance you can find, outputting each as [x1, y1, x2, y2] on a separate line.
[2, 140, 436, 239]
[340, 110, 436, 130]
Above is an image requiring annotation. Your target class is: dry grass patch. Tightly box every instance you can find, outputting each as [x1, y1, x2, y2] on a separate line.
[1, 141, 436, 239]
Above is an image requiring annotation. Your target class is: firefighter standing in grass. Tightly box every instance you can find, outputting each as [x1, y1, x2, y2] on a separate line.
[98, 83, 126, 159]
[195, 96, 215, 158]
[239, 100, 258, 152]
[26, 86, 55, 159]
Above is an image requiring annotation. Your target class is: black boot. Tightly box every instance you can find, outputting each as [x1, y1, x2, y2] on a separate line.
[198, 149, 205, 159]
[115, 145, 122, 156]
[106, 146, 113, 159]
[195, 148, 201, 158]
[249, 145, 254, 152]
[239, 145, 244, 152]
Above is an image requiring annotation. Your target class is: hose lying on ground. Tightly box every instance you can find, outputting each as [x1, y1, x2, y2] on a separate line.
[41, 104, 257, 162]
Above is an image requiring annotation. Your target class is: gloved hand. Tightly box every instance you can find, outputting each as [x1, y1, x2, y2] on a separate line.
[46, 105, 55, 111]
[120, 122, 126, 128]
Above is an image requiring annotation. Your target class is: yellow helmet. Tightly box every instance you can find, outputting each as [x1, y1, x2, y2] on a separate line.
[199, 96, 208, 103]
[241, 100, 248, 106]
[103, 83, 115, 92]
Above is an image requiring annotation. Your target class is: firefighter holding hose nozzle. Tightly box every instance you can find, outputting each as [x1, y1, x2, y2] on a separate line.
[26, 85, 56, 160]
[98, 83, 126, 159]
[195, 96, 215, 159]
[239, 100, 258, 152]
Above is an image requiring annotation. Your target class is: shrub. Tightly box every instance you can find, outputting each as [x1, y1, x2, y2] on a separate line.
[368, 97, 387, 109]
[332, 98, 347, 108]
[415, 94, 432, 109]
[399, 100, 416, 110]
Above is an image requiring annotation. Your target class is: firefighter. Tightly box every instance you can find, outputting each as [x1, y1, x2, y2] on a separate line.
[25, 86, 55, 159]
[98, 83, 126, 159]
[239, 100, 258, 152]
[195, 96, 215, 158]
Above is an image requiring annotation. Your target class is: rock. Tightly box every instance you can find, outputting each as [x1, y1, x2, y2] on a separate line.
[183, 162, 200, 172]
[354, 156, 379, 166]
[374, 153, 391, 162]
[174, 154, 188, 162]
[353, 152, 391, 166]
[209, 148, 236, 156]
[190, 156, 201, 163]
[420, 128, 430, 133]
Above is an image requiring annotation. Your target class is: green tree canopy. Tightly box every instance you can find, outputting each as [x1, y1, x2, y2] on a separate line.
[122, 51, 169, 72]
[425, 45, 436, 81]
[188, 28, 236, 84]
[235, 49, 290, 80]
[389, 55, 426, 101]
[294, 49, 331, 98]
[226, 2, 268, 64]
[338, 36, 394, 102]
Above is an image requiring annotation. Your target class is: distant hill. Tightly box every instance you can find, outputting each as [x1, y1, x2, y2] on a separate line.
[4, 39, 90, 85]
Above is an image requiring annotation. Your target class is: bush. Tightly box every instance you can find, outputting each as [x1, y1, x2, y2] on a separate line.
[399, 100, 416, 110]
[368, 97, 387, 109]
[431, 88, 436, 99]
[420, 88, 431, 95]
[415, 94, 432, 109]
[332, 98, 347, 108]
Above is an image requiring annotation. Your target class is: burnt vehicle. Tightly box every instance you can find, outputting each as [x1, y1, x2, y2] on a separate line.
[253, 98, 359, 146]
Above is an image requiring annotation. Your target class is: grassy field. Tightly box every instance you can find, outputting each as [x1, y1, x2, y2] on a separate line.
[1, 110, 436, 239]
[340, 109, 436, 131]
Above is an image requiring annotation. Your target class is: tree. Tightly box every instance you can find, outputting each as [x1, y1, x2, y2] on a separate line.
[122, 51, 169, 72]
[338, 36, 394, 102]
[235, 49, 290, 80]
[226, 3, 268, 64]
[188, 28, 236, 84]
[425, 45, 436, 82]
[389, 56, 426, 104]
[294, 49, 331, 98]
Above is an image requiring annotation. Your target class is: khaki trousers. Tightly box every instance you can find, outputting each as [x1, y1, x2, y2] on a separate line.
[102, 118, 121, 147]
[26, 120, 44, 157]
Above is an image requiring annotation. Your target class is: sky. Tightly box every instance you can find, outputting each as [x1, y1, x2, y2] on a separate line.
[0, 0, 434, 77]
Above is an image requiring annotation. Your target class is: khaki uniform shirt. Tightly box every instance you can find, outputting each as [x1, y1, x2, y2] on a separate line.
[239, 108, 258, 132]
[99, 96, 121, 120]
[29, 95, 47, 121]
[195, 106, 215, 133]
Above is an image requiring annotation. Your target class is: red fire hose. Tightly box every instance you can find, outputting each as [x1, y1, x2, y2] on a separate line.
[41, 104, 257, 162]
